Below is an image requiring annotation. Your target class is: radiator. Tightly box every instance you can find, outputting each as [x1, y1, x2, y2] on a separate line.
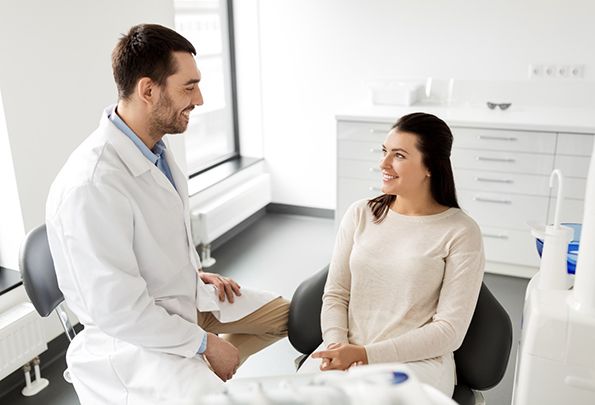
[190, 173, 271, 266]
[0, 303, 47, 381]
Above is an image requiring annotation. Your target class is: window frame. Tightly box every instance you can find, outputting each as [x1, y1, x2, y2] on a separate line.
[177, 0, 241, 180]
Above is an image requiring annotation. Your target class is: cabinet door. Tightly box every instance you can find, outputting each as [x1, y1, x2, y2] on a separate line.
[338, 159, 382, 181]
[452, 127, 556, 153]
[556, 133, 594, 156]
[336, 178, 380, 223]
[458, 190, 549, 230]
[454, 168, 549, 197]
[547, 197, 585, 225]
[337, 121, 392, 142]
[554, 155, 591, 178]
[480, 225, 540, 267]
[452, 148, 554, 175]
[338, 140, 384, 162]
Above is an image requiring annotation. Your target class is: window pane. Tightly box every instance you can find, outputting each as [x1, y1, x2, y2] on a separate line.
[175, 0, 236, 176]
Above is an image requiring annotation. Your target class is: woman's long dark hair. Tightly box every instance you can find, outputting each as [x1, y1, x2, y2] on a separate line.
[368, 112, 459, 223]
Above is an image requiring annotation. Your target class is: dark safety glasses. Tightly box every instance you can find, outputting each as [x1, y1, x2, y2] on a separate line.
[486, 102, 512, 110]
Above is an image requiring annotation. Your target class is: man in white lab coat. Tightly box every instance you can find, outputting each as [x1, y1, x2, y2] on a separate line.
[46, 24, 289, 404]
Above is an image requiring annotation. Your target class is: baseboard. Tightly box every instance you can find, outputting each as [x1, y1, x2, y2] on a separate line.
[0, 323, 82, 399]
[266, 203, 335, 219]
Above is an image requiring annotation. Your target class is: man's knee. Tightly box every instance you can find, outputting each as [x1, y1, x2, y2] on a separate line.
[267, 297, 290, 337]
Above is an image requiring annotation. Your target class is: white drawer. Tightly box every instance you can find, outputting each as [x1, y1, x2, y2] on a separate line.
[336, 178, 381, 222]
[454, 168, 549, 197]
[547, 197, 585, 225]
[554, 155, 590, 178]
[458, 190, 548, 230]
[451, 148, 554, 175]
[337, 121, 392, 142]
[338, 140, 384, 162]
[338, 159, 382, 181]
[480, 225, 540, 267]
[556, 133, 594, 156]
[452, 127, 556, 154]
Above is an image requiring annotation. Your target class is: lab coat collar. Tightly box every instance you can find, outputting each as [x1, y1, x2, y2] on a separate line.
[100, 106, 189, 201]
[101, 106, 154, 179]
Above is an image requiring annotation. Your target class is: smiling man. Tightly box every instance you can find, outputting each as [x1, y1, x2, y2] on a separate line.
[45, 24, 288, 404]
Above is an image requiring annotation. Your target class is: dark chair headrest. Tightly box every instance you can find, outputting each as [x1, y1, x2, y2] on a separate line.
[288, 266, 328, 354]
[454, 282, 513, 390]
[19, 224, 64, 317]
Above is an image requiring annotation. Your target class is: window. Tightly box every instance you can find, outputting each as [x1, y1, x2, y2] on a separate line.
[174, 0, 238, 176]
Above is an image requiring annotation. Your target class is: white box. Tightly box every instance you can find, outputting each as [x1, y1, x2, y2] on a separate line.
[370, 81, 423, 106]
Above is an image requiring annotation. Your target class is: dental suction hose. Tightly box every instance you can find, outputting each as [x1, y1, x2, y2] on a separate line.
[539, 170, 573, 291]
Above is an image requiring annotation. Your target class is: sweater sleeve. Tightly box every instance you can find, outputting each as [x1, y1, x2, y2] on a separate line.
[364, 220, 485, 363]
[320, 201, 361, 345]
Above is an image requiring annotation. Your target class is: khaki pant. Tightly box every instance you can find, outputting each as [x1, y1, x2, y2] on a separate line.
[197, 297, 290, 365]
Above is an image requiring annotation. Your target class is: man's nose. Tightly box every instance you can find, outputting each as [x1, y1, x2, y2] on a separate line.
[193, 86, 204, 106]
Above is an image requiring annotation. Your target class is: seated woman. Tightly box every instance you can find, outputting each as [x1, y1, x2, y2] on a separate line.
[303, 112, 485, 397]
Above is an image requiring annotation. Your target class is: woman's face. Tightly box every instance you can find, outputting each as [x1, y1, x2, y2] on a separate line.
[379, 129, 430, 197]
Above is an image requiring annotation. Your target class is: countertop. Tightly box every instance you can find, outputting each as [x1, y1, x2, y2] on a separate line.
[0, 267, 22, 296]
[336, 104, 595, 134]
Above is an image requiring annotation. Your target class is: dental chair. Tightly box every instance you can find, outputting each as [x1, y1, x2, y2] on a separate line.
[288, 266, 513, 405]
[19, 224, 77, 382]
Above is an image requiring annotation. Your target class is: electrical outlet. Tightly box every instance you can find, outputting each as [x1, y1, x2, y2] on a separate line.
[529, 63, 585, 79]
[570, 65, 585, 78]
[544, 65, 557, 77]
[528, 64, 543, 78]
[558, 65, 570, 77]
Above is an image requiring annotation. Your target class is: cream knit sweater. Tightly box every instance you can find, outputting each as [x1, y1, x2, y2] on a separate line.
[321, 199, 485, 364]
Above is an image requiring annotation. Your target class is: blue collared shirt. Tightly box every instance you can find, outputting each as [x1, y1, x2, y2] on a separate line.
[108, 106, 177, 190]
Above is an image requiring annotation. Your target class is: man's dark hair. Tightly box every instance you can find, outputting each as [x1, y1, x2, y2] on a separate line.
[112, 24, 196, 100]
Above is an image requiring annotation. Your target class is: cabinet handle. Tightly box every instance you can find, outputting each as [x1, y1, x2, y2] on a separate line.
[473, 196, 512, 204]
[369, 147, 383, 153]
[369, 128, 388, 134]
[475, 176, 514, 184]
[482, 233, 509, 240]
[368, 186, 382, 192]
[476, 156, 516, 163]
[369, 167, 381, 172]
[478, 135, 518, 141]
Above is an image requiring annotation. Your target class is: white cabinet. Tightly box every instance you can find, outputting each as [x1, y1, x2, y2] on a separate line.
[336, 117, 594, 276]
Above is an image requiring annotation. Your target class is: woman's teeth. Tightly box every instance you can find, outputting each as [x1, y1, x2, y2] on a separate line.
[383, 173, 398, 181]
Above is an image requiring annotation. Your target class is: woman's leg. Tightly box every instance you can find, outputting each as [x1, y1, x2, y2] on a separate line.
[296, 342, 326, 374]
[405, 352, 455, 398]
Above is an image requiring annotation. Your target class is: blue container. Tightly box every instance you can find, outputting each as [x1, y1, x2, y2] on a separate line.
[535, 223, 582, 274]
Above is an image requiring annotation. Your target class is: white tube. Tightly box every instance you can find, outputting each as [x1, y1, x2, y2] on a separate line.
[573, 140, 595, 312]
[539, 225, 572, 290]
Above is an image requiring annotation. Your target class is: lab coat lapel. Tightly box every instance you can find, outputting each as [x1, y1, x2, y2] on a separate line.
[162, 140, 189, 212]
[162, 138, 201, 269]
[102, 112, 183, 205]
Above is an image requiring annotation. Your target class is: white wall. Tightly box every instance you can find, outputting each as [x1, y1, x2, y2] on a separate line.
[0, 0, 176, 342]
[248, 0, 595, 209]
[0, 89, 25, 269]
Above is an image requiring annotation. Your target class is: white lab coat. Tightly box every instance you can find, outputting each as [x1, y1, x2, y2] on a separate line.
[46, 107, 277, 404]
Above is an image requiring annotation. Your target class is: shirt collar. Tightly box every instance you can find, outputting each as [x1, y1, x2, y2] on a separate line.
[108, 105, 167, 165]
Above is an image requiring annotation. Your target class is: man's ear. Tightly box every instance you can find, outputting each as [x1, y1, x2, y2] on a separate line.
[136, 77, 156, 106]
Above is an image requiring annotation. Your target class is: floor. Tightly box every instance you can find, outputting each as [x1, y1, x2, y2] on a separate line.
[1, 212, 529, 405]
